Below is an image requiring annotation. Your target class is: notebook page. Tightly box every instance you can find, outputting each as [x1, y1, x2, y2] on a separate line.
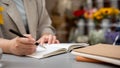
[45, 43, 72, 50]
[44, 43, 89, 50]
[28, 45, 64, 58]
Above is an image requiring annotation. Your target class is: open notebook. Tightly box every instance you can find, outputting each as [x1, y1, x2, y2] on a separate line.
[27, 43, 89, 59]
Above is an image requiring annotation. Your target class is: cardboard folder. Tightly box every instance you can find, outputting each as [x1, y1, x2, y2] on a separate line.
[71, 44, 120, 66]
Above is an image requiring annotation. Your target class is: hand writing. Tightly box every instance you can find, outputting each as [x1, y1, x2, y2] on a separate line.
[9, 34, 37, 55]
[37, 34, 60, 45]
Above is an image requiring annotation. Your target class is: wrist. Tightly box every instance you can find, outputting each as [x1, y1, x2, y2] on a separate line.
[0, 38, 12, 54]
[8, 38, 18, 55]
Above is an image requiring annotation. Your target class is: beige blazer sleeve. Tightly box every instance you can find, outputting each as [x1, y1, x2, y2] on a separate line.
[36, 0, 56, 40]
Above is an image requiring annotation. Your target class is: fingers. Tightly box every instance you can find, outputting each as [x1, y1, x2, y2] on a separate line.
[10, 35, 37, 55]
[17, 38, 35, 45]
[48, 35, 53, 44]
[14, 42, 36, 55]
[37, 34, 60, 45]
[55, 40, 60, 43]
[18, 34, 35, 45]
[38, 36, 46, 45]
[16, 46, 36, 55]
[50, 36, 60, 44]
[51, 35, 56, 44]
[16, 43, 36, 50]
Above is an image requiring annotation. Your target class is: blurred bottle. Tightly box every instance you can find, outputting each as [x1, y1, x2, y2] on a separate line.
[88, 19, 95, 35]
[77, 19, 85, 35]
[101, 19, 110, 31]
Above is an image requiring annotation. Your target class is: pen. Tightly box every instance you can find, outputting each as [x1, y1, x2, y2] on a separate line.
[9, 29, 46, 49]
[113, 35, 119, 46]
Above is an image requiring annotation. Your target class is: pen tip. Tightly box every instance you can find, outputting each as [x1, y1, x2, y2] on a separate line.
[35, 42, 39, 46]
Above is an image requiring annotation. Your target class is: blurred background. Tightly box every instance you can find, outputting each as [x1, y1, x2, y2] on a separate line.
[45, 0, 120, 45]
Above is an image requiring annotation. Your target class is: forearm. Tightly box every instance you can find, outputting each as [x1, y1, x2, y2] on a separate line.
[0, 38, 11, 54]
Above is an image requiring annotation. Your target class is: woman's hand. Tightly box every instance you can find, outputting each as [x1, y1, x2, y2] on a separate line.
[37, 34, 60, 45]
[9, 35, 37, 55]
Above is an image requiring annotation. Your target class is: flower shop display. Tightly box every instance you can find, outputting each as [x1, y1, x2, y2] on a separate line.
[85, 7, 120, 45]
[85, 7, 120, 26]
[100, 7, 120, 44]
[94, 7, 119, 24]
